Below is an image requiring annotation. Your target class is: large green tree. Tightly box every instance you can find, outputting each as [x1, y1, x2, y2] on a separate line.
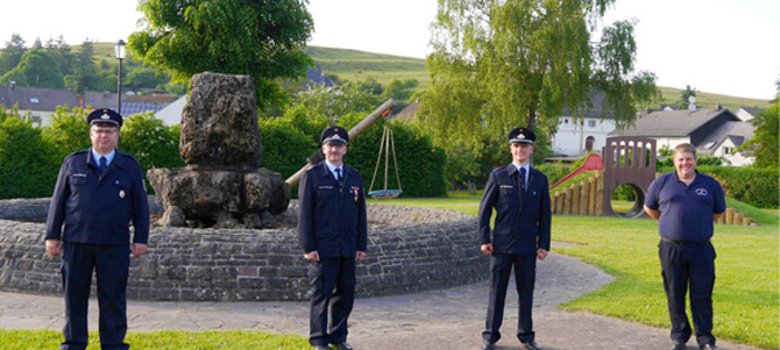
[0, 34, 26, 75]
[128, 0, 314, 107]
[419, 0, 657, 167]
[0, 48, 64, 88]
[740, 99, 779, 168]
[64, 40, 101, 94]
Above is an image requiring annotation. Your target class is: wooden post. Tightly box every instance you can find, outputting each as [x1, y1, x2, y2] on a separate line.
[563, 187, 573, 215]
[725, 208, 735, 225]
[554, 193, 563, 215]
[595, 171, 603, 215]
[742, 216, 752, 226]
[571, 184, 581, 215]
[588, 177, 597, 216]
[580, 180, 590, 215]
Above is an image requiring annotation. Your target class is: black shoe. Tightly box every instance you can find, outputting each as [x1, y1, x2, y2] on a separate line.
[482, 339, 496, 350]
[313, 346, 329, 350]
[673, 340, 687, 350]
[700, 344, 719, 350]
[334, 343, 353, 350]
[522, 340, 542, 350]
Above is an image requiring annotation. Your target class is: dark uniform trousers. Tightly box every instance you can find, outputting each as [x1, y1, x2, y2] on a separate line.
[659, 239, 716, 346]
[483, 253, 536, 343]
[308, 257, 357, 346]
[61, 243, 130, 350]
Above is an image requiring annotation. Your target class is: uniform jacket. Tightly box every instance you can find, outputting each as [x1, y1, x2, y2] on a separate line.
[478, 164, 551, 255]
[46, 149, 150, 245]
[298, 162, 367, 258]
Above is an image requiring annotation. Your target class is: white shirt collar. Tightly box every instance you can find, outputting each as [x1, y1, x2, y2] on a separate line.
[325, 160, 343, 178]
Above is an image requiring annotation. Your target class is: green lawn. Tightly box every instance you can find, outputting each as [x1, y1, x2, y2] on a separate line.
[0, 330, 310, 350]
[378, 195, 780, 349]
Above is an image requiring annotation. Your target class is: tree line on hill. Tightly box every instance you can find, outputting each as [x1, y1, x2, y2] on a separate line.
[0, 34, 182, 94]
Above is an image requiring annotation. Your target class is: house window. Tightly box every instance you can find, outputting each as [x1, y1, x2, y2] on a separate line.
[563, 118, 569, 124]
[29, 97, 39, 104]
[723, 147, 731, 155]
[30, 115, 42, 128]
[585, 136, 595, 151]
[588, 120, 596, 128]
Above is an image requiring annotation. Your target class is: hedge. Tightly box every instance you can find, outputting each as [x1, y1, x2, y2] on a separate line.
[698, 166, 779, 209]
[0, 117, 59, 199]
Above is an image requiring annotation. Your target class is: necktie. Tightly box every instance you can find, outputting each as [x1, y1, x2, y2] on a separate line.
[518, 167, 526, 193]
[335, 168, 343, 181]
[99, 156, 107, 176]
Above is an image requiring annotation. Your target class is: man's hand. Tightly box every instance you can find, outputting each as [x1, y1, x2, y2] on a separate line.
[355, 251, 366, 262]
[132, 243, 147, 258]
[480, 243, 494, 256]
[45, 239, 61, 257]
[304, 250, 320, 262]
[537, 248, 548, 261]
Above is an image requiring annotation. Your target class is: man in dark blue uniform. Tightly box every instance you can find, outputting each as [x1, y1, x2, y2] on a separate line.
[644, 143, 725, 350]
[478, 127, 551, 350]
[45, 108, 150, 350]
[298, 126, 367, 350]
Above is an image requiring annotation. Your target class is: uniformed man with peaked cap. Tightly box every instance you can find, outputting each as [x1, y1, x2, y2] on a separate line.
[478, 127, 551, 350]
[298, 126, 367, 350]
[46, 108, 149, 350]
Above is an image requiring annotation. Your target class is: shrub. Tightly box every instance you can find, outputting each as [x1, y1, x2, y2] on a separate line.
[0, 117, 59, 199]
[698, 166, 779, 209]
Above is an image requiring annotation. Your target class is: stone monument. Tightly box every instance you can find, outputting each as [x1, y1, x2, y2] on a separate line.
[147, 72, 289, 228]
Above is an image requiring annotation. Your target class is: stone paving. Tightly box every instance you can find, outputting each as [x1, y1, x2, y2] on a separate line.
[0, 250, 758, 350]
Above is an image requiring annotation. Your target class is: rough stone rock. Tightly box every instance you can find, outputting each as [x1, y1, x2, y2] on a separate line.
[147, 167, 289, 228]
[179, 72, 262, 169]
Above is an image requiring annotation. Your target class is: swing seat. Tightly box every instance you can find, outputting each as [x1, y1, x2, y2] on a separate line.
[368, 189, 403, 199]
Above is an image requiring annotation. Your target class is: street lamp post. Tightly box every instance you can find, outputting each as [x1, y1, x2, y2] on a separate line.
[114, 39, 126, 114]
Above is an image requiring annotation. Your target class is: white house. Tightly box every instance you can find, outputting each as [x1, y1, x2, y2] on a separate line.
[610, 107, 755, 166]
[551, 92, 617, 157]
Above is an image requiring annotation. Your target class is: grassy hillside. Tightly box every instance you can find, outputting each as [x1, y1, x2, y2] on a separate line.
[304, 46, 430, 88]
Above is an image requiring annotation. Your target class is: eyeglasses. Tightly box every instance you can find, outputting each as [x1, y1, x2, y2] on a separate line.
[92, 128, 118, 135]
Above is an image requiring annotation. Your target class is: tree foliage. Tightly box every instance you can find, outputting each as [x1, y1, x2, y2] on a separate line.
[679, 84, 697, 108]
[419, 0, 658, 178]
[41, 105, 91, 161]
[0, 34, 26, 75]
[119, 112, 183, 174]
[739, 99, 779, 168]
[63, 40, 101, 94]
[0, 48, 64, 88]
[129, 0, 314, 107]
[0, 116, 59, 199]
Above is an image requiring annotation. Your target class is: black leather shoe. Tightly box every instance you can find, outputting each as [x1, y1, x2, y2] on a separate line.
[522, 340, 542, 350]
[700, 344, 719, 350]
[673, 340, 687, 350]
[482, 339, 496, 350]
[334, 343, 353, 350]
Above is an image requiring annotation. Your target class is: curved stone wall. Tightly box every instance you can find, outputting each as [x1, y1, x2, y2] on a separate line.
[0, 199, 485, 301]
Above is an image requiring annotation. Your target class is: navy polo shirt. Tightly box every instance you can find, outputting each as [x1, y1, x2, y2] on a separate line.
[645, 171, 726, 241]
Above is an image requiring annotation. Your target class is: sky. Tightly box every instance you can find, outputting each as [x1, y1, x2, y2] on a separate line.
[0, 0, 777, 100]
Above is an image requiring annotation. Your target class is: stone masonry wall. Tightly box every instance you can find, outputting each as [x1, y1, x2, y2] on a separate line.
[0, 200, 485, 301]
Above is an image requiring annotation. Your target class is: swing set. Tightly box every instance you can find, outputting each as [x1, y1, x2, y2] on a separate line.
[367, 119, 403, 199]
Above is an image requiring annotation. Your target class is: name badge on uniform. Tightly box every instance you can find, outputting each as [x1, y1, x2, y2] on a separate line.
[72, 173, 87, 178]
[119, 189, 126, 198]
[318, 185, 334, 190]
[500, 185, 513, 189]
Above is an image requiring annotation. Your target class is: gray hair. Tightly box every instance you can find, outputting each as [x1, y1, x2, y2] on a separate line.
[673, 143, 696, 160]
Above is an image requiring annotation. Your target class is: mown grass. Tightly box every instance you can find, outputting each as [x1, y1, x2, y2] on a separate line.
[380, 195, 780, 349]
[0, 329, 311, 350]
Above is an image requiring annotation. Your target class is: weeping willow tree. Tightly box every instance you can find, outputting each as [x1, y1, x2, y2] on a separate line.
[418, 0, 658, 171]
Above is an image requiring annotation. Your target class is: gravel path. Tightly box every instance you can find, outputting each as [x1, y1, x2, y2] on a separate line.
[0, 248, 758, 350]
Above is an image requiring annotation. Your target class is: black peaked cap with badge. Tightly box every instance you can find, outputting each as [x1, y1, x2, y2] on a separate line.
[508, 127, 535, 144]
[87, 108, 123, 128]
[321, 126, 349, 145]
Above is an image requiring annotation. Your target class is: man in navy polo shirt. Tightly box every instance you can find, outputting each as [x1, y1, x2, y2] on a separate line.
[644, 143, 725, 350]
